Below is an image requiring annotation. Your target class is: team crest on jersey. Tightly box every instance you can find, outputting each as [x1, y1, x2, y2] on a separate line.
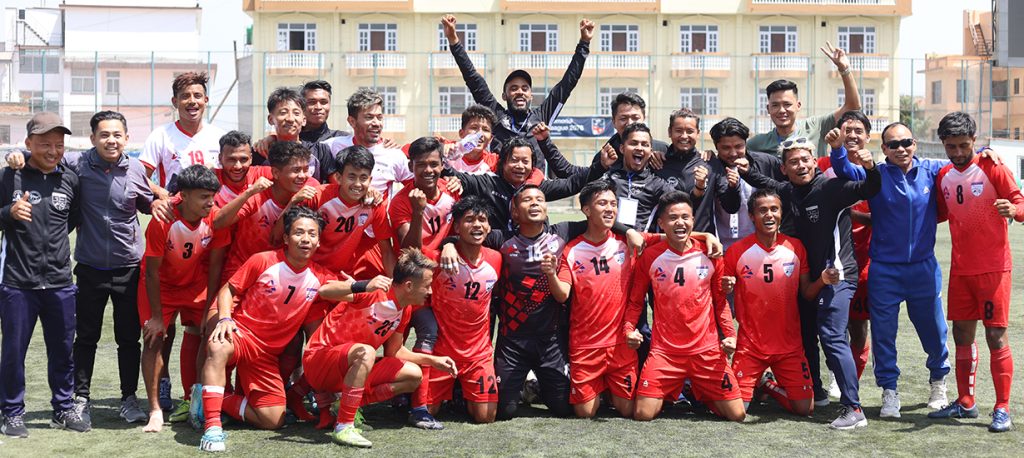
[614, 250, 626, 265]
[51, 192, 70, 211]
[13, 190, 42, 205]
[485, 279, 496, 291]
[783, 262, 795, 277]
[572, 260, 586, 274]
[740, 265, 754, 279]
[696, 265, 710, 280]
[653, 267, 668, 281]
[264, 279, 277, 294]
[200, 235, 213, 248]
[304, 287, 318, 301]
[971, 182, 984, 196]
[666, 177, 680, 188]
[804, 205, 819, 223]
[357, 213, 369, 226]
[443, 276, 457, 291]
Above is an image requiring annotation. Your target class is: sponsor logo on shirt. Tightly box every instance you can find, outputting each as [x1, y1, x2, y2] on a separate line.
[654, 267, 668, 281]
[444, 276, 457, 291]
[740, 265, 754, 279]
[783, 262, 795, 277]
[166, 239, 176, 251]
[572, 260, 586, 274]
[264, 279, 277, 294]
[971, 182, 984, 196]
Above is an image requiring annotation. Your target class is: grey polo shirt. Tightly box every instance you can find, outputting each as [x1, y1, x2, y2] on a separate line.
[63, 148, 154, 269]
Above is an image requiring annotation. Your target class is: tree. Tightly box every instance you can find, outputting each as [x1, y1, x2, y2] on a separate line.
[900, 95, 931, 140]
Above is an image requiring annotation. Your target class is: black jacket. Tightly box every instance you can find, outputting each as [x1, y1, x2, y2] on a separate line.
[300, 123, 350, 143]
[0, 165, 79, 289]
[450, 39, 589, 171]
[654, 146, 741, 234]
[743, 168, 881, 281]
[604, 167, 676, 231]
[605, 133, 670, 172]
[252, 140, 336, 183]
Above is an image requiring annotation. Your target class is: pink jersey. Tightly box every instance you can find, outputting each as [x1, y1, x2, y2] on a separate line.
[937, 154, 1024, 275]
[558, 231, 660, 350]
[306, 289, 412, 353]
[389, 181, 459, 255]
[724, 234, 808, 356]
[307, 184, 393, 274]
[625, 240, 735, 356]
[431, 248, 502, 361]
[229, 250, 336, 354]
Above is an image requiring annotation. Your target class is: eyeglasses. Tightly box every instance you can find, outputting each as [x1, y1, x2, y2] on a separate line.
[780, 137, 811, 149]
[883, 138, 914, 150]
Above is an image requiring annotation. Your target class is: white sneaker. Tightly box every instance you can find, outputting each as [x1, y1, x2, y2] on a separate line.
[828, 372, 841, 399]
[880, 389, 901, 418]
[927, 379, 948, 410]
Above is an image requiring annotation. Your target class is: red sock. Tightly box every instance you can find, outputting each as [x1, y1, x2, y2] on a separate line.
[337, 384, 365, 426]
[361, 382, 396, 406]
[286, 375, 315, 421]
[991, 345, 1013, 411]
[853, 341, 870, 380]
[180, 332, 200, 400]
[223, 394, 246, 422]
[314, 393, 336, 430]
[411, 365, 431, 409]
[202, 386, 225, 430]
[955, 343, 978, 409]
[763, 380, 796, 414]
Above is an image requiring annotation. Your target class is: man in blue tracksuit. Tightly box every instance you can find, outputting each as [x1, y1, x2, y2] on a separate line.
[828, 121, 951, 418]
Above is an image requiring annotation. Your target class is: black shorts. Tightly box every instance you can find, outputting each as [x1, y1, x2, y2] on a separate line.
[494, 331, 571, 418]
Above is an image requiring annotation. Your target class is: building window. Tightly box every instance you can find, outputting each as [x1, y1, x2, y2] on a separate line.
[71, 68, 96, 95]
[837, 88, 876, 116]
[758, 93, 768, 117]
[680, 87, 719, 115]
[599, 87, 639, 116]
[680, 25, 718, 53]
[837, 26, 876, 54]
[0, 125, 10, 144]
[956, 79, 968, 103]
[931, 81, 942, 104]
[20, 91, 59, 112]
[18, 50, 59, 74]
[438, 23, 477, 51]
[106, 71, 120, 95]
[1015, 78, 1020, 95]
[759, 25, 797, 53]
[519, 24, 558, 52]
[438, 86, 472, 115]
[993, 80, 1008, 101]
[70, 112, 92, 136]
[532, 86, 549, 107]
[277, 23, 316, 51]
[599, 25, 639, 52]
[1016, 127, 1021, 140]
[359, 23, 398, 52]
[358, 86, 398, 114]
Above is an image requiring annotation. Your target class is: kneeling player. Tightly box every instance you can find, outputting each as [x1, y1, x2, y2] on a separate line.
[722, 189, 813, 416]
[424, 197, 500, 423]
[140, 165, 229, 432]
[625, 192, 744, 422]
[303, 248, 457, 448]
[195, 207, 356, 452]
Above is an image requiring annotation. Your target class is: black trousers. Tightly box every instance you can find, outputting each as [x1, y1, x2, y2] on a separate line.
[72, 264, 141, 400]
[494, 332, 572, 420]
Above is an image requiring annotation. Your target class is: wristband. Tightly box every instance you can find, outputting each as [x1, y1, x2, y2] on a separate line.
[839, 67, 851, 76]
[218, 317, 233, 323]
[352, 280, 370, 294]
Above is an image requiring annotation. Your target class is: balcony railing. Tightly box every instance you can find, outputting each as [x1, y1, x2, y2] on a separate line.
[430, 52, 487, 70]
[751, 0, 893, 4]
[429, 115, 462, 133]
[508, 53, 571, 70]
[751, 54, 809, 72]
[672, 54, 732, 72]
[849, 54, 890, 73]
[870, 116, 889, 133]
[384, 115, 405, 133]
[589, 53, 650, 71]
[700, 115, 724, 131]
[754, 117, 774, 134]
[265, 52, 322, 70]
[346, 52, 406, 70]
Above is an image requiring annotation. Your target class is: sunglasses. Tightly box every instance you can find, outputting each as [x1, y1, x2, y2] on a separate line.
[780, 137, 811, 149]
[884, 138, 914, 150]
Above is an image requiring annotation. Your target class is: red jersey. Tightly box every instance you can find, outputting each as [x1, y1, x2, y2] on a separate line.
[819, 157, 872, 266]
[223, 189, 288, 280]
[557, 231, 660, 350]
[431, 248, 502, 361]
[214, 166, 274, 207]
[306, 289, 412, 353]
[389, 181, 459, 255]
[723, 234, 808, 356]
[306, 184, 393, 274]
[937, 154, 1024, 276]
[625, 240, 735, 356]
[229, 250, 337, 354]
[144, 207, 230, 302]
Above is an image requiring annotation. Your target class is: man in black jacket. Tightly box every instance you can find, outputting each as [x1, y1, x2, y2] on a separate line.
[602, 123, 677, 231]
[442, 14, 593, 171]
[655, 109, 741, 234]
[604, 92, 670, 170]
[0, 112, 88, 437]
[299, 80, 350, 143]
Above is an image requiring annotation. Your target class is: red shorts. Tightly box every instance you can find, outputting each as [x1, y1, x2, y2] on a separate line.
[732, 347, 814, 402]
[136, 275, 206, 328]
[425, 356, 498, 405]
[947, 271, 1012, 327]
[569, 343, 638, 404]
[229, 331, 286, 408]
[849, 264, 871, 321]
[302, 343, 406, 394]
[637, 348, 740, 402]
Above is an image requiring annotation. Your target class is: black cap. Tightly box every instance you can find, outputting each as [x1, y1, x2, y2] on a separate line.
[503, 69, 533, 91]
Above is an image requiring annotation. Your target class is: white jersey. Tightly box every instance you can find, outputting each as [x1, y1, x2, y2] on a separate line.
[322, 135, 413, 199]
[140, 121, 226, 187]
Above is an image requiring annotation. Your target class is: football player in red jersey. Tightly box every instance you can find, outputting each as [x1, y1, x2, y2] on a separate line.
[625, 191, 745, 422]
